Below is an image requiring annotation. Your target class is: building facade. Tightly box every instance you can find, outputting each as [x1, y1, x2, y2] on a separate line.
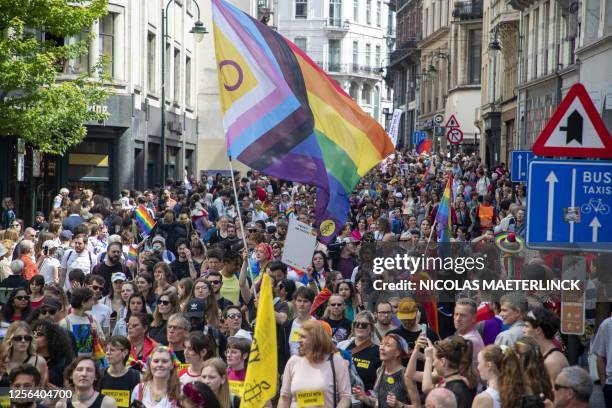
[275, 0, 395, 127]
[388, 0, 422, 148]
[2, 0, 203, 220]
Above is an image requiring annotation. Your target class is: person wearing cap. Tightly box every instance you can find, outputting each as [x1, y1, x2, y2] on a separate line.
[353, 334, 419, 408]
[151, 235, 176, 264]
[523, 306, 569, 386]
[279, 320, 352, 408]
[388, 298, 439, 351]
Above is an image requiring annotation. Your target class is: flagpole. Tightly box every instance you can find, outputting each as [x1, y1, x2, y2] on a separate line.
[228, 156, 258, 300]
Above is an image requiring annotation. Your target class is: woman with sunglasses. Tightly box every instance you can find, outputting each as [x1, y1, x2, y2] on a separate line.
[30, 318, 75, 388]
[128, 313, 158, 364]
[190, 278, 220, 327]
[42, 283, 69, 320]
[338, 311, 381, 393]
[3, 321, 48, 385]
[131, 345, 181, 408]
[323, 294, 352, 343]
[1, 288, 32, 337]
[28, 275, 45, 309]
[113, 293, 149, 337]
[222, 305, 248, 338]
[148, 291, 179, 345]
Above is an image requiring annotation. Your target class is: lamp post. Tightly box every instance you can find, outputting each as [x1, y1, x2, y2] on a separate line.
[161, 0, 208, 186]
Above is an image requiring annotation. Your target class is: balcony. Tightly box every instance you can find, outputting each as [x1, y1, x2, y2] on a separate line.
[324, 18, 350, 34]
[388, 37, 420, 66]
[316, 62, 383, 78]
[452, 1, 483, 20]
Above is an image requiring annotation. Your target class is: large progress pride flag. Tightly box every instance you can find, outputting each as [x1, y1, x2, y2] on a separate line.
[212, 0, 394, 241]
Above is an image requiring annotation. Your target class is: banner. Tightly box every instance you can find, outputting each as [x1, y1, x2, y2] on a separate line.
[387, 109, 403, 147]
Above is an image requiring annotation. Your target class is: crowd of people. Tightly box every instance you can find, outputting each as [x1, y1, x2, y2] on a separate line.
[0, 149, 609, 408]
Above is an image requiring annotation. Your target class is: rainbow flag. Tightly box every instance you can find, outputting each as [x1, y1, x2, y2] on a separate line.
[435, 173, 453, 242]
[127, 244, 138, 265]
[212, 0, 394, 242]
[135, 205, 155, 235]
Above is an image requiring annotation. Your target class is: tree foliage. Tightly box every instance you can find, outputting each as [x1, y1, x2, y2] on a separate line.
[0, 0, 111, 154]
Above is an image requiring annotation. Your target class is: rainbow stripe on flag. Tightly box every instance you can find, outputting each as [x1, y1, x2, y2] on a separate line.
[416, 139, 432, 154]
[135, 205, 155, 235]
[127, 244, 138, 265]
[211, 0, 394, 242]
[435, 173, 453, 242]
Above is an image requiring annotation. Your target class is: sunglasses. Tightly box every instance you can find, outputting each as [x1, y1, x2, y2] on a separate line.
[208, 280, 221, 285]
[554, 384, 574, 391]
[39, 308, 57, 316]
[15, 295, 30, 301]
[91, 285, 104, 291]
[13, 335, 33, 342]
[157, 299, 171, 305]
[329, 303, 344, 307]
[225, 313, 241, 320]
[354, 321, 371, 329]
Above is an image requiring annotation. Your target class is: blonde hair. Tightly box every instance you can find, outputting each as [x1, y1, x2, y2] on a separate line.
[3, 321, 36, 357]
[202, 357, 231, 408]
[142, 347, 181, 402]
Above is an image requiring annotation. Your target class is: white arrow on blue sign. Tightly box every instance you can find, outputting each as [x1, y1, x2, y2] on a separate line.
[413, 131, 427, 147]
[510, 150, 535, 182]
[526, 159, 612, 252]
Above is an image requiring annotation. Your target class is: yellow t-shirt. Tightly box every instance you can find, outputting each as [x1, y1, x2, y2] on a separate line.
[220, 272, 240, 305]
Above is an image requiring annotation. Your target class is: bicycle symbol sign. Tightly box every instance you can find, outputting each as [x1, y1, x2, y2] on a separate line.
[447, 128, 463, 145]
[581, 198, 610, 215]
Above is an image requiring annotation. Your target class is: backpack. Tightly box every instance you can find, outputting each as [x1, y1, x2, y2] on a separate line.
[64, 249, 95, 273]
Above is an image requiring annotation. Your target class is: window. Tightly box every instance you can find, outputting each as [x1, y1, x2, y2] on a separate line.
[543, 2, 549, 75]
[366, 0, 372, 24]
[585, 0, 601, 42]
[349, 82, 359, 100]
[532, 8, 539, 79]
[294, 37, 307, 51]
[76, 30, 90, 74]
[174, 48, 181, 102]
[387, 7, 393, 35]
[147, 32, 156, 92]
[99, 14, 114, 76]
[354, 0, 359, 22]
[295, 0, 307, 19]
[375, 45, 381, 68]
[365, 43, 371, 69]
[352, 41, 359, 71]
[329, 0, 342, 26]
[328, 39, 341, 71]
[185, 56, 192, 105]
[376, 1, 381, 27]
[468, 29, 482, 84]
[361, 84, 372, 104]
[373, 86, 380, 120]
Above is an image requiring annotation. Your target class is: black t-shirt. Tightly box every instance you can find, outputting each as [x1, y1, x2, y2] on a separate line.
[170, 259, 201, 280]
[347, 341, 381, 392]
[98, 368, 141, 404]
[387, 324, 439, 351]
[148, 321, 168, 346]
[93, 262, 129, 295]
[325, 317, 352, 343]
[445, 380, 476, 408]
[47, 355, 71, 388]
[174, 349, 186, 364]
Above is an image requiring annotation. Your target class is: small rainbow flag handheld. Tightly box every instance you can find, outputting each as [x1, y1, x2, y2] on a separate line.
[435, 173, 453, 243]
[127, 245, 138, 265]
[135, 205, 155, 235]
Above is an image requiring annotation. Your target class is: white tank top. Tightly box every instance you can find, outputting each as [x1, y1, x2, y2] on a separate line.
[484, 387, 502, 408]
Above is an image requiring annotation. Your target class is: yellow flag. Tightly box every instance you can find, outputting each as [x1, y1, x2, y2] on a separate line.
[241, 273, 277, 407]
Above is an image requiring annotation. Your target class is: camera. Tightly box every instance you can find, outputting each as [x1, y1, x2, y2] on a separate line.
[327, 241, 346, 260]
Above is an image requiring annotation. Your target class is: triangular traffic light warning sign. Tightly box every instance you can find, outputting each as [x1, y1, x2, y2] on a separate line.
[444, 114, 460, 128]
[532, 83, 612, 158]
